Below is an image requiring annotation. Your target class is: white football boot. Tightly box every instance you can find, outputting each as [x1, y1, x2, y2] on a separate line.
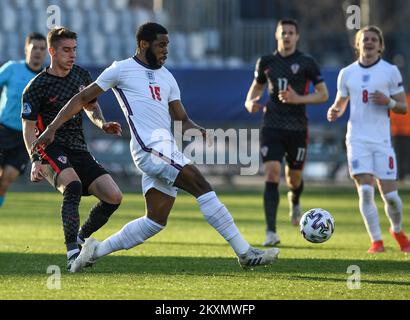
[70, 238, 99, 273]
[238, 246, 280, 269]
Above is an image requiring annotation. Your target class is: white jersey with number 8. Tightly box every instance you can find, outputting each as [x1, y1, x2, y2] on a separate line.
[337, 58, 404, 146]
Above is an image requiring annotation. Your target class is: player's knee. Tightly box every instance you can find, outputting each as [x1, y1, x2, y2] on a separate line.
[64, 180, 82, 197]
[108, 190, 123, 205]
[196, 175, 212, 194]
[178, 165, 212, 196]
[382, 191, 401, 208]
[189, 176, 212, 196]
[264, 167, 280, 182]
[358, 185, 374, 203]
[265, 171, 280, 183]
[287, 177, 301, 189]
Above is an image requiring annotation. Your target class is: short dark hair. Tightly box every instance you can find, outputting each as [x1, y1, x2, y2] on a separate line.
[136, 22, 168, 46]
[47, 27, 77, 49]
[25, 32, 46, 48]
[277, 19, 299, 34]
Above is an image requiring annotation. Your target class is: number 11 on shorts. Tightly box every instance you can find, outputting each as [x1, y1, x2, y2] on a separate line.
[296, 147, 306, 162]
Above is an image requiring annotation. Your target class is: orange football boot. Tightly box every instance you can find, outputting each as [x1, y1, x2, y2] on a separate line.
[389, 228, 410, 252]
[367, 240, 385, 253]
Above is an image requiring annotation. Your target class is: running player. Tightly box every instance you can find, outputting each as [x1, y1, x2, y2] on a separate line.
[0, 32, 46, 208]
[327, 25, 410, 253]
[32, 22, 280, 272]
[22, 27, 123, 269]
[245, 19, 329, 246]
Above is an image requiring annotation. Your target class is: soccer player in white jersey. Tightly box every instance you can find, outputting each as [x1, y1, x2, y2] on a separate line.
[327, 25, 410, 253]
[32, 22, 280, 271]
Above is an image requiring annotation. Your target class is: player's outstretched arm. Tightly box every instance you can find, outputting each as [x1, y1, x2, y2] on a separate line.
[83, 102, 122, 136]
[327, 92, 349, 122]
[31, 83, 104, 152]
[245, 80, 265, 113]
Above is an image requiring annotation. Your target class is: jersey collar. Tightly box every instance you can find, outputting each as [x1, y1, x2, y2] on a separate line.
[358, 57, 381, 69]
[275, 49, 299, 59]
[132, 56, 162, 70]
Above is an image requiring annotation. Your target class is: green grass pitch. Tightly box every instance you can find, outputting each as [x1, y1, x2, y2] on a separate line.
[0, 187, 409, 300]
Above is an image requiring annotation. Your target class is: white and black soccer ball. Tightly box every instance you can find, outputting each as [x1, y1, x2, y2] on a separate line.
[300, 208, 335, 243]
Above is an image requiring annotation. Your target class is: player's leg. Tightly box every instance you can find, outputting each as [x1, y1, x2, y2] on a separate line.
[353, 174, 384, 252]
[284, 130, 307, 226]
[54, 168, 83, 263]
[174, 164, 280, 267]
[260, 127, 285, 245]
[378, 179, 404, 233]
[262, 161, 281, 245]
[375, 148, 410, 252]
[347, 142, 383, 253]
[77, 174, 122, 242]
[72, 152, 123, 243]
[175, 164, 249, 253]
[0, 145, 29, 208]
[285, 166, 303, 226]
[92, 187, 174, 259]
[40, 145, 83, 265]
[70, 187, 174, 272]
[72, 138, 279, 271]
[0, 165, 19, 208]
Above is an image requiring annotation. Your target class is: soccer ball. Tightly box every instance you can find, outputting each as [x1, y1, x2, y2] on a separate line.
[299, 208, 335, 243]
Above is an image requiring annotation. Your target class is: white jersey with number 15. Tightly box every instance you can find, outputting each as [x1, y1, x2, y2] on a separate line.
[95, 57, 181, 150]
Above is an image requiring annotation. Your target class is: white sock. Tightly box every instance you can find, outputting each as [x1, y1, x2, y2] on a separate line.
[197, 191, 250, 255]
[382, 191, 403, 233]
[358, 185, 382, 242]
[94, 216, 164, 259]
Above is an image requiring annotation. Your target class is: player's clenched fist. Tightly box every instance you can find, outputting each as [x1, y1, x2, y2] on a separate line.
[327, 106, 340, 122]
[30, 161, 45, 182]
[245, 96, 263, 113]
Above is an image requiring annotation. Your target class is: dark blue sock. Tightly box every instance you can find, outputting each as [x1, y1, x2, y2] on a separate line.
[264, 182, 279, 232]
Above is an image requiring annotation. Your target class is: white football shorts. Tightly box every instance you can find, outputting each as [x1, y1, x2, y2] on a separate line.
[130, 138, 191, 197]
[346, 141, 397, 180]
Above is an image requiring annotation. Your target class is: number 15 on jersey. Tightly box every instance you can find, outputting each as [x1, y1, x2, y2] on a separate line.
[149, 85, 162, 101]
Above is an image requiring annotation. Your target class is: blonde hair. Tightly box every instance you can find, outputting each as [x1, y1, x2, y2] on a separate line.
[354, 25, 384, 57]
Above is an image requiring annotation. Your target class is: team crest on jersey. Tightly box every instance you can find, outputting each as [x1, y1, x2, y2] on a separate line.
[362, 74, 370, 83]
[290, 63, 300, 74]
[146, 71, 155, 83]
[22, 103, 32, 115]
[57, 156, 67, 164]
[261, 146, 269, 157]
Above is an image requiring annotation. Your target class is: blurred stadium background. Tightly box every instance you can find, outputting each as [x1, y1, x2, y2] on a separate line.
[2, 0, 410, 192]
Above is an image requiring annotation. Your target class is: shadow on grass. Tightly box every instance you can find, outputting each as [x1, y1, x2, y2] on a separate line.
[288, 275, 410, 287]
[1, 252, 409, 287]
